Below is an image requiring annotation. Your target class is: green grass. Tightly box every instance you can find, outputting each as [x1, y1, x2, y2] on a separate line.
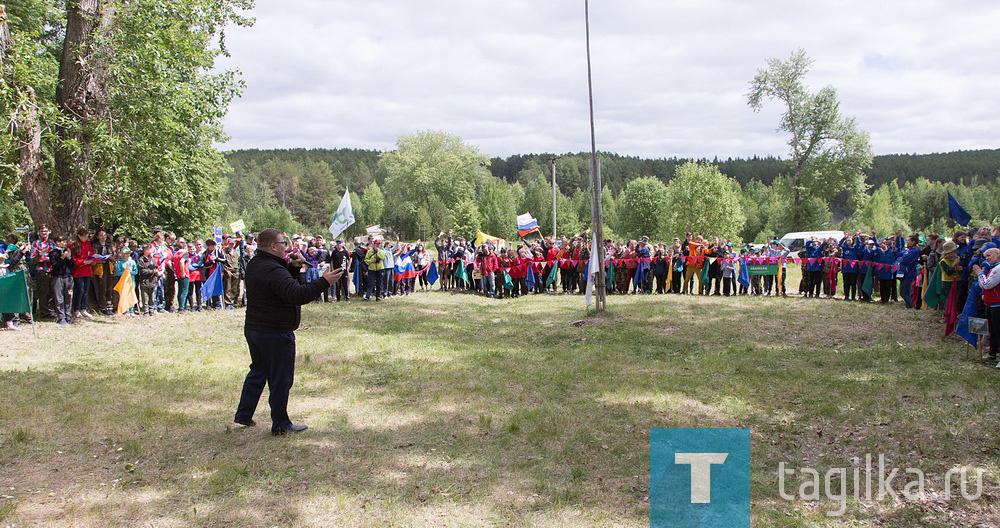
[0, 286, 997, 527]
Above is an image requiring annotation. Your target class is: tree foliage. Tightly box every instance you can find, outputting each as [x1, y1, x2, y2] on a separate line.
[0, 0, 253, 237]
[617, 176, 668, 239]
[747, 49, 874, 229]
[661, 162, 745, 241]
[359, 181, 385, 228]
[478, 178, 516, 239]
[379, 130, 491, 239]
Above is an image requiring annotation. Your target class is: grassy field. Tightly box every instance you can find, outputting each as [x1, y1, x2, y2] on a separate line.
[1, 284, 998, 527]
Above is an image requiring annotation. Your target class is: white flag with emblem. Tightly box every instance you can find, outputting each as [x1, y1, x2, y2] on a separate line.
[585, 233, 599, 307]
[328, 187, 356, 239]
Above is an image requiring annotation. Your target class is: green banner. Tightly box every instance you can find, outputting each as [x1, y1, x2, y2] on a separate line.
[0, 269, 31, 313]
[746, 264, 779, 276]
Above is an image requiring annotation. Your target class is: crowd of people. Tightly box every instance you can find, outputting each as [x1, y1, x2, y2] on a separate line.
[3, 223, 1000, 368]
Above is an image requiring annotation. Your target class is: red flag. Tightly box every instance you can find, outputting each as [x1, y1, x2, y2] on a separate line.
[944, 283, 960, 336]
[827, 262, 838, 296]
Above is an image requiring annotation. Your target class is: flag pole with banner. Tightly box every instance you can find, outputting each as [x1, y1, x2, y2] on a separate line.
[329, 187, 356, 240]
[0, 270, 34, 337]
[516, 213, 540, 238]
[947, 192, 972, 227]
[24, 269, 35, 337]
[585, 234, 599, 307]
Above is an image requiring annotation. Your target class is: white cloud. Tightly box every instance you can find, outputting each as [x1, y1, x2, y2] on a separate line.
[215, 0, 1000, 159]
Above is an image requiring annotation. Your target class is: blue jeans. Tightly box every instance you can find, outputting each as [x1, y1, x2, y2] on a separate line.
[899, 278, 913, 309]
[235, 329, 296, 432]
[176, 278, 190, 311]
[72, 277, 90, 312]
[154, 277, 165, 310]
[484, 272, 495, 297]
[366, 269, 383, 299]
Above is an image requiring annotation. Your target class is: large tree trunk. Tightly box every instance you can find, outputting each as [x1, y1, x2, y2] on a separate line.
[793, 161, 803, 229]
[18, 86, 59, 230]
[0, 5, 58, 230]
[50, 0, 114, 235]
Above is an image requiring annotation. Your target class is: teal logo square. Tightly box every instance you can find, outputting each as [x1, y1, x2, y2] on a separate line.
[650, 428, 752, 528]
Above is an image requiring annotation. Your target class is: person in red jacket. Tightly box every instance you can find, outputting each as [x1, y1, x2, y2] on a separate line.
[70, 228, 97, 320]
[544, 237, 559, 293]
[480, 245, 500, 298]
[173, 239, 191, 313]
[532, 247, 545, 294]
[497, 250, 514, 299]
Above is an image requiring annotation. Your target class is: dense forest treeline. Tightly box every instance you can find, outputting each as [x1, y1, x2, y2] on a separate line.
[226, 147, 1000, 197]
[217, 142, 1000, 246]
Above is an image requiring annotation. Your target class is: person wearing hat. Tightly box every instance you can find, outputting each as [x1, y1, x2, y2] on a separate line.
[364, 237, 387, 301]
[938, 240, 962, 300]
[764, 239, 789, 297]
[802, 236, 829, 299]
[972, 247, 1000, 367]
[838, 235, 862, 301]
[872, 238, 898, 304]
[857, 236, 877, 302]
[895, 233, 922, 309]
[222, 236, 242, 309]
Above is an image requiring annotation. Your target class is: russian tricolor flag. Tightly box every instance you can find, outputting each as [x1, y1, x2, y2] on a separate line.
[517, 213, 540, 237]
[394, 254, 417, 281]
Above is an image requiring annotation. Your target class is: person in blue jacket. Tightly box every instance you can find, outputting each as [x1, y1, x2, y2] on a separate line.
[856, 236, 878, 302]
[895, 233, 922, 309]
[803, 237, 828, 298]
[872, 238, 898, 304]
[953, 230, 972, 310]
[839, 235, 862, 301]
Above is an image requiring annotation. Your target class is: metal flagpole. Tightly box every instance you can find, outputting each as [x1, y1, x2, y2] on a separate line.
[549, 157, 559, 239]
[23, 269, 36, 337]
[584, 0, 606, 311]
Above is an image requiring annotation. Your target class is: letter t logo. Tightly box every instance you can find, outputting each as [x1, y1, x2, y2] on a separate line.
[675, 453, 729, 503]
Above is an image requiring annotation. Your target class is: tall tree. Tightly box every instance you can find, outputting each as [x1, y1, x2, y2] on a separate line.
[291, 160, 336, 230]
[0, 0, 252, 235]
[660, 162, 745, 241]
[617, 176, 668, 239]
[747, 49, 873, 229]
[359, 181, 384, 228]
[478, 178, 516, 238]
[379, 130, 490, 238]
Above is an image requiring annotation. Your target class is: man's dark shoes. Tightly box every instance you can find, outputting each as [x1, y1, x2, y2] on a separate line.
[272, 424, 308, 436]
[234, 418, 256, 427]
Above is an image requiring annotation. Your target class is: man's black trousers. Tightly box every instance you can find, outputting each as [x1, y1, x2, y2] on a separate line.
[235, 329, 296, 432]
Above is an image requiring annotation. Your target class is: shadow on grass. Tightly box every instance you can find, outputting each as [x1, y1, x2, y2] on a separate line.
[1, 293, 998, 527]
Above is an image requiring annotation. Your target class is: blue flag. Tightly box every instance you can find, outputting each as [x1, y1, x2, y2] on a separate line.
[352, 258, 360, 294]
[948, 192, 972, 226]
[201, 263, 223, 298]
[526, 265, 535, 290]
[634, 257, 646, 287]
[426, 261, 439, 285]
[737, 258, 750, 289]
[956, 282, 982, 347]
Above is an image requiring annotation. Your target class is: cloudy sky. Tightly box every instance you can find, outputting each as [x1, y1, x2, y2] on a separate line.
[215, 0, 1000, 160]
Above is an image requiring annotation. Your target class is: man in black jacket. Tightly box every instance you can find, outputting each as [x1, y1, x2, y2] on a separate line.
[234, 228, 342, 435]
[329, 239, 351, 302]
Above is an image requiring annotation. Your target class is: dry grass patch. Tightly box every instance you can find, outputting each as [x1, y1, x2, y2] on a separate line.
[1, 290, 998, 526]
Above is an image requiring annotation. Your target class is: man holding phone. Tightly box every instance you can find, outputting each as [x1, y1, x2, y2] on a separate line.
[234, 228, 343, 435]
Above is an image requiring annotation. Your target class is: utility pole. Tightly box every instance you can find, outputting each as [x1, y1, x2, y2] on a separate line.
[584, 0, 606, 311]
[548, 156, 559, 238]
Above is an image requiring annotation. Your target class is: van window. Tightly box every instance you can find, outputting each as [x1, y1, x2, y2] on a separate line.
[785, 239, 805, 253]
